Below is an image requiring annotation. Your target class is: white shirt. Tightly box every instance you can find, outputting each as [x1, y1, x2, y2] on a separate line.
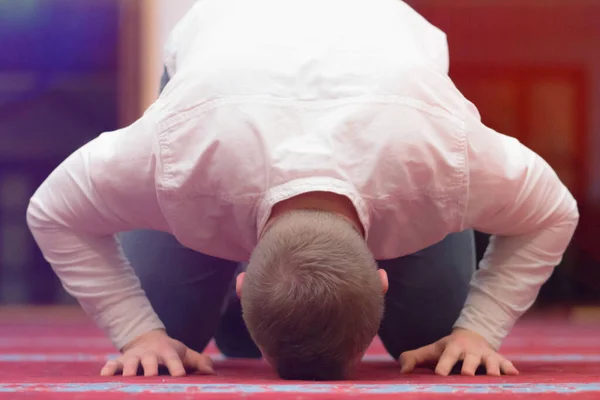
[27, 0, 578, 351]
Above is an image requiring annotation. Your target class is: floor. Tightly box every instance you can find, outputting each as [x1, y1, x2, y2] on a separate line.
[0, 307, 598, 399]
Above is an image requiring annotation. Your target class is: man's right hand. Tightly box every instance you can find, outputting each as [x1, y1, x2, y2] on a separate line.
[100, 329, 215, 377]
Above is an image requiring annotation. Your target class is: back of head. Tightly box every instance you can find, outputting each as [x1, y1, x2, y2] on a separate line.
[241, 210, 384, 380]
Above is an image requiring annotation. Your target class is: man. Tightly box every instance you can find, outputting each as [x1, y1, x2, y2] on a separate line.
[27, 0, 578, 381]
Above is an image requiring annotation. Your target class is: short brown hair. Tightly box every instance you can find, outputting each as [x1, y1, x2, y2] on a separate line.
[241, 210, 384, 380]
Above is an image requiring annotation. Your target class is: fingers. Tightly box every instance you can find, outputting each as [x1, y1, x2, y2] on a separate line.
[183, 349, 215, 375]
[483, 355, 501, 377]
[100, 357, 141, 377]
[400, 342, 444, 374]
[435, 344, 462, 376]
[405, 330, 519, 378]
[437, 351, 517, 377]
[141, 355, 159, 377]
[399, 352, 417, 374]
[100, 359, 122, 376]
[500, 358, 520, 375]
[161, 351, 187, 377]
[106, 353, 196, 378]
[460, 353, 482, 376]
[100, 351, 201, 378]
[122, 357, 141, 377]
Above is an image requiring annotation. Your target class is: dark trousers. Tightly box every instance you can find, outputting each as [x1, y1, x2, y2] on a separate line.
[118, 69, 476, 359]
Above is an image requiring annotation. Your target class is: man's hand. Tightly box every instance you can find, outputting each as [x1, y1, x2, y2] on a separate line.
[100, 329, 215, 377]
[399, 328, 519, 376]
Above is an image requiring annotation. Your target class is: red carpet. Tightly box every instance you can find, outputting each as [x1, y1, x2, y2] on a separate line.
[0, 307, 598, 399]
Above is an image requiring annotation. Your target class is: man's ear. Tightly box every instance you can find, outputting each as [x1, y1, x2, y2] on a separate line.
[378, 269, 389, 294]
[236, 272, 245, 298]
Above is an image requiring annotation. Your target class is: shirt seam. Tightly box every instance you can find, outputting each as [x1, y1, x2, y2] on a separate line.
[157, 94, 463, 134]
[455, 113, 469, 232]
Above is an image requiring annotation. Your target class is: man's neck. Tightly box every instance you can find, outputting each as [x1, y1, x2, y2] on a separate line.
[262, 192, 365, 238]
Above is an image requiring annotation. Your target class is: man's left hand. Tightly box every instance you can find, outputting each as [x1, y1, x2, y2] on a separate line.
[399, 328, 519, 376]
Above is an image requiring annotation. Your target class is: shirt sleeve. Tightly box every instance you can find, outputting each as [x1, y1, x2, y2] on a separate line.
[454, 105, 579, 350]
[26, 111, 170, 350]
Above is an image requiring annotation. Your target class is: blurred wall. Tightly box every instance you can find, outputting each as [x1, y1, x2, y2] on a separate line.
[0, 0, 122, 303]
[0, 0, 199, 304]
[408, 0, 600, 202]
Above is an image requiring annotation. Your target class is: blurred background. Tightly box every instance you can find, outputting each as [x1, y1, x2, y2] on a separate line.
[0, 0, 598, 307]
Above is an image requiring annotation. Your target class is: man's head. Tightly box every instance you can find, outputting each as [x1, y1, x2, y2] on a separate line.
[237, 210, 387, 380]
